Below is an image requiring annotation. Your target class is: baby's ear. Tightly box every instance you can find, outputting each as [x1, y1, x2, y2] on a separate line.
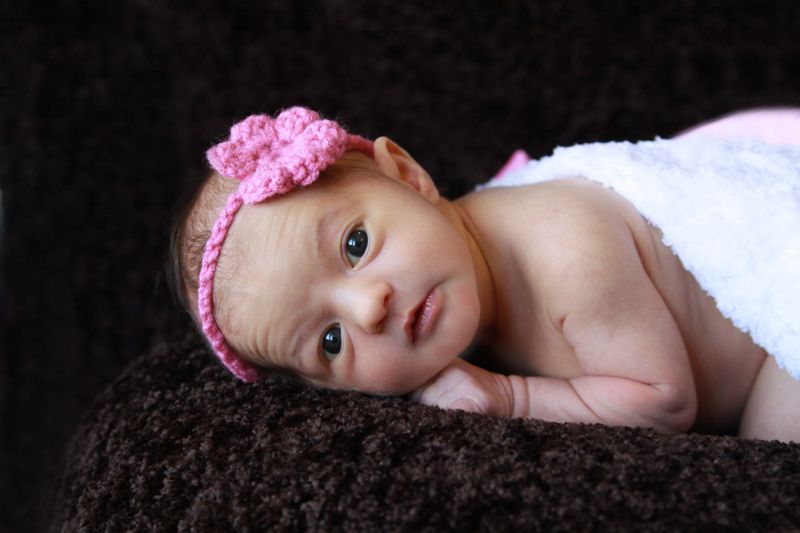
[372, 137, 439, 203]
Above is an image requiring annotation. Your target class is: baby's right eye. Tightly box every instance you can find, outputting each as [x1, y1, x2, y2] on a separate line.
[321, 325, 342, 361]
[344, 228, 368, 266]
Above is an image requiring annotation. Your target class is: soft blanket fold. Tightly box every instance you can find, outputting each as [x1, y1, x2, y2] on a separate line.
[484, 137, 800, 379]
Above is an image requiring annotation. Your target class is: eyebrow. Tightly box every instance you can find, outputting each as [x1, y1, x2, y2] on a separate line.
[278, 307, 318, 375]
[287, 329, 308, 373]
[314, 204, 346, 264]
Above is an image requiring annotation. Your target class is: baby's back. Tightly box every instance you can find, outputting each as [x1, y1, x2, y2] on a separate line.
[459, 178, 766, 434]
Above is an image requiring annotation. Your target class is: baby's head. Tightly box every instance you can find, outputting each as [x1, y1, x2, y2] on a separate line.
[171, 107, 482, 394]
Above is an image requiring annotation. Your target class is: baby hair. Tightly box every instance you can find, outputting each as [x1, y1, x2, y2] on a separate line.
[169, 172, 236, 324]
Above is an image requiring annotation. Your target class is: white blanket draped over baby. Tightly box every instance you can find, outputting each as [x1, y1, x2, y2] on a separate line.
[482, 137, 800, 379]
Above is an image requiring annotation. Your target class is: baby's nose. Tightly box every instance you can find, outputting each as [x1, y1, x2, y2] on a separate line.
[348, 279, 392, 334]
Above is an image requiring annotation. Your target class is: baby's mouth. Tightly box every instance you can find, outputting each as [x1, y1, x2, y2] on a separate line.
[405, 287, 442, 345]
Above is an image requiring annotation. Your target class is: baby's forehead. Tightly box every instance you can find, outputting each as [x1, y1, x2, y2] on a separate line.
[230, 168, 383, 248]
[220, 182, 346, 290]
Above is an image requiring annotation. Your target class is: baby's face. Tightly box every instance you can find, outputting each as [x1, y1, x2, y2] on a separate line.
[217, 165, 482, 394]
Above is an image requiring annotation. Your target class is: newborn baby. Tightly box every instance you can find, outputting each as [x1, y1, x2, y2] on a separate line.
[171, 107, 800, 443]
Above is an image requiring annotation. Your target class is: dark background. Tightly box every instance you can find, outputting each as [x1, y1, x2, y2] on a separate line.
[3, 1, 799, 531]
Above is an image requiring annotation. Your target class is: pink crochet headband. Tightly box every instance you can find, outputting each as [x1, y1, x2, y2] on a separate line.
[198, 107, 373, 382]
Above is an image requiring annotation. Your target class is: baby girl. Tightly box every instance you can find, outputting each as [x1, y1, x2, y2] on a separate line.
[170, 107, 800, 443]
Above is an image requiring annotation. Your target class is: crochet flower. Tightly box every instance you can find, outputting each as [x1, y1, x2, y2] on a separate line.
[206, 107, 371, 204]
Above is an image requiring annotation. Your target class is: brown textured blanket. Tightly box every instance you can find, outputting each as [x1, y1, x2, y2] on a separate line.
[57, 332, 800, 530]
[61, 334, 800, 531]
[3, 1, 800, 530]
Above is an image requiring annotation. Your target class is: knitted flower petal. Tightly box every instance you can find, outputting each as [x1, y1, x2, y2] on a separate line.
[274, 107, 320, 143]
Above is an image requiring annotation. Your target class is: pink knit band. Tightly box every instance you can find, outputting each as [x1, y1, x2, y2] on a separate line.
[198, 107, 373, 382]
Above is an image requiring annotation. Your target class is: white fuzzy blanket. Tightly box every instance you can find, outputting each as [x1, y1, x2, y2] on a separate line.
[483, 137, 800, 379]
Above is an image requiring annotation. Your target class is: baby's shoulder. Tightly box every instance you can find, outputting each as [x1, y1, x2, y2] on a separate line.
[461, 177, 646, 293]
[462, 177, 638, 246]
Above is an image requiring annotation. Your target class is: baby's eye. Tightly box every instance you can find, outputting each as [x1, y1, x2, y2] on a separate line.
[345, 228, 368, 266]
[321, 325, 342, 361]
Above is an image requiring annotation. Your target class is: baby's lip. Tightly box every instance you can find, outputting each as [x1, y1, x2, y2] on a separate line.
[404, 290, 429, 345]
[403, 286, 437, 345]
[403, 293, 428, 344]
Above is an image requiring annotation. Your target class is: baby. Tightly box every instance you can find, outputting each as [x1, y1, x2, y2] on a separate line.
[170, 107, 800, 443]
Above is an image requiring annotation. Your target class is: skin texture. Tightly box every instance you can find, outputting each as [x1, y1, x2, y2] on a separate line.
[200, 137, 800, 443]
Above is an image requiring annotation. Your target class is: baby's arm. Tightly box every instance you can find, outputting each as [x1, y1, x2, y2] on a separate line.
[413, 356, 694, 433]
[540, 208, 697, 432]
[415, 199, 698, 433]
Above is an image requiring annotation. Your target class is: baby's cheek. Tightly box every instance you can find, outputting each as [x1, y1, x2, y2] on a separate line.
[444, 281, 482, 348]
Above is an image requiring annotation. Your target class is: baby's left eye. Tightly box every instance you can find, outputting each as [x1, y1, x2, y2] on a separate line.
[321, 325, 342, 361]
[345, 228, 368, 266]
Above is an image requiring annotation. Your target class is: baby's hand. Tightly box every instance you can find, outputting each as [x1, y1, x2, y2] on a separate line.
[409, 359, 513, 416]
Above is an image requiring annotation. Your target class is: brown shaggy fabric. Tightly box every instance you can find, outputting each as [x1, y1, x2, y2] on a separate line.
[58, 332, 800, 531]
[3, 1, 800, 530]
